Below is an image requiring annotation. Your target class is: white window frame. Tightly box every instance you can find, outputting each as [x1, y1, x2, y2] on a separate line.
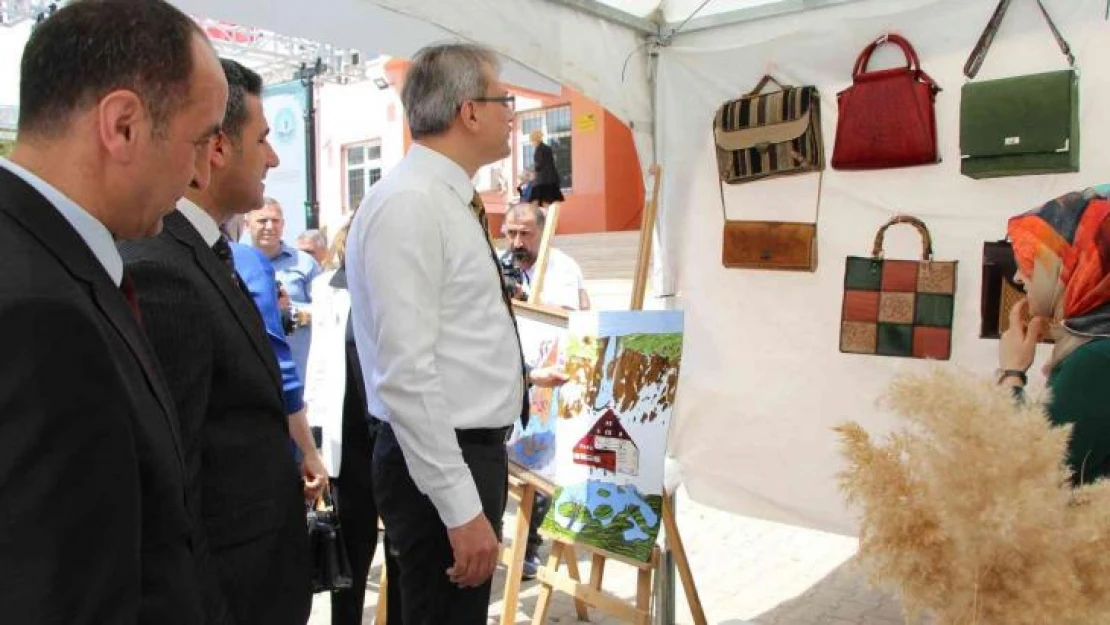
[343, 140, 383, 213]
[516, 104, 573, 191]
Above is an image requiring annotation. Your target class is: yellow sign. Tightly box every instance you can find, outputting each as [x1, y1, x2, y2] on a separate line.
[576, 113, 597, 132]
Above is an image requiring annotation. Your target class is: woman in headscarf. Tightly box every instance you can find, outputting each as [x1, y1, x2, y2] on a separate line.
[999, 185, 1110, 485]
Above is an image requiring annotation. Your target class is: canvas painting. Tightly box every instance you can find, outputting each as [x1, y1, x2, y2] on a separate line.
[506, 303, 568, 483]
[539, 310, 684, 562]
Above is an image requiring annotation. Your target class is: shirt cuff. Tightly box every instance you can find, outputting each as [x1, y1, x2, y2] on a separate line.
[283, 388, 305, 415]
[426, 474, 484, 529]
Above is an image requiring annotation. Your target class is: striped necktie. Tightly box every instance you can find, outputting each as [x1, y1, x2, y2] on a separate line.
[471, 192, 530, 428]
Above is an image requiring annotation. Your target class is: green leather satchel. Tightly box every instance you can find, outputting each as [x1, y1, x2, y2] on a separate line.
[959, 0, 1079, 179]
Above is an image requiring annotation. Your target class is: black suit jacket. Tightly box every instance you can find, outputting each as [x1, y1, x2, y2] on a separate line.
[119, 210, 310, 625]
[532, 141, 560, 186]
[0, 168, 200, 624]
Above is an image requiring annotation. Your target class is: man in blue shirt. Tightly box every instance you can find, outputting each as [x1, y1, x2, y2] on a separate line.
[246, 197, 320, 376]
[231, 242, 305, 419]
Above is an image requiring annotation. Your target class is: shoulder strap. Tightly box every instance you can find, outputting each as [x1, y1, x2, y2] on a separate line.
[964, 0, 1074, 79]
[745, 75, 790, 97]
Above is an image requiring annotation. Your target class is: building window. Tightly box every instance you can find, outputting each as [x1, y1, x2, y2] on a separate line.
[344, 141, 382, 212]
[517, 105, 572, 190]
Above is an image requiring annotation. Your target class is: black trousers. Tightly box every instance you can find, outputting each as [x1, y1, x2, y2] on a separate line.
[373, 425, 508, 625]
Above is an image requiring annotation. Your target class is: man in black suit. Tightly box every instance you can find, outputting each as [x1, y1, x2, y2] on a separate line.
[119, 59, 321, 625]
[0, 1, 228, 623]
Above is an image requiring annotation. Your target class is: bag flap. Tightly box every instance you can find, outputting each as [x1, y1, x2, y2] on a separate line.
[960, 70, 1076, 157]
[715, 87, 818, 150]
[715, 110, 813, 151]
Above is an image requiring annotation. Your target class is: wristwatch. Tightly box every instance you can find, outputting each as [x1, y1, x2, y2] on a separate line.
[997, 369, 1028, 386]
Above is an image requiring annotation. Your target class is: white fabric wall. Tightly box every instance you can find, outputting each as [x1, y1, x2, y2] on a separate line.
[659, 0, 1110, 535]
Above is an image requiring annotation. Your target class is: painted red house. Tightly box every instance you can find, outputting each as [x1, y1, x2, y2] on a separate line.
[573, 409, 639, 476]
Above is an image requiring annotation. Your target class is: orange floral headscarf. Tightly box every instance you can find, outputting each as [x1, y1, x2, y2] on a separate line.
[1008, 186, 1110, 367]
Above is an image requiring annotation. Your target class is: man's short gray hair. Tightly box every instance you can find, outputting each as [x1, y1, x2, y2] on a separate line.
[504, 202, 546, 232]
[262, 196, 283, 213]
[402, 43, 501, 139]
[297, 229, 327, 249]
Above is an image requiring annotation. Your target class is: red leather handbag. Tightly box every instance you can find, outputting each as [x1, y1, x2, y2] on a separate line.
[831, 34, 941, 170]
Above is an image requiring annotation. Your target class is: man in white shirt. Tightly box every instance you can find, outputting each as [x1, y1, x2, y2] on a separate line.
[347, 43, 565, 623]
[501, 201, 591, 311]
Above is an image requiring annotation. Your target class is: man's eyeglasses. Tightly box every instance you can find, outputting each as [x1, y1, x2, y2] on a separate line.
[469, 95, 516, 110]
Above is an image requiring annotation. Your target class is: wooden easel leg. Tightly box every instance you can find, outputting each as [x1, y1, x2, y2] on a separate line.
[588, 553, 606, 592]
[562, 546, 589, 620]
[500, 483, 535, 625]
[634, 551, 655, 625]
[531, 542, 565, 625]
[375, 518, 388, 625]
[663, 496, 707, 625]
[375, 562, 389, 624]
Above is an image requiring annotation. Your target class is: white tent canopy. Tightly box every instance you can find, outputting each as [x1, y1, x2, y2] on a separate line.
[172, 0, 1110, 535]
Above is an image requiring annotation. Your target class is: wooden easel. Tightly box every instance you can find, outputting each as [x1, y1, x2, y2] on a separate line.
[527, 203, 560, 306]
[500, 166, 707, 624]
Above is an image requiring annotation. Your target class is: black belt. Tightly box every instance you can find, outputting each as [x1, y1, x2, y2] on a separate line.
[380, 423, 511, 447]
[455, 426, 512, 446]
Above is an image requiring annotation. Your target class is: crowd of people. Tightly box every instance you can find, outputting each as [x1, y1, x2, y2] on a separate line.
[3, 1, 1109, 625]
[0, 1, 585, 623]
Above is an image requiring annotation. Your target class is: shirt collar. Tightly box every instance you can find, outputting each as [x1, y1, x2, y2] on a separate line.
[407, 143, 476, 206]
[275, 242, 298, 260]
[0, 157, 123, 286]
[176, 198, 223, 247]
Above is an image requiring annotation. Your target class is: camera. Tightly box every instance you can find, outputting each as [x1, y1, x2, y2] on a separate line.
[498, 252, 526, 301]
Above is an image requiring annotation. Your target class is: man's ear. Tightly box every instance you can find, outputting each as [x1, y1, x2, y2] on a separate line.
[459, 101, 481, 132]
[210, 132, 230, 169]
[97, 89, 145, 163]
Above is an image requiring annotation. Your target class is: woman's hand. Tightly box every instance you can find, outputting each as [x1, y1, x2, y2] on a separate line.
[999, 298, 1048, 374]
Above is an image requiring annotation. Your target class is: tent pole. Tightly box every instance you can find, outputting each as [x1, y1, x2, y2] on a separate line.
[543, 0, 658, 35]
[662, 0, 871, 36]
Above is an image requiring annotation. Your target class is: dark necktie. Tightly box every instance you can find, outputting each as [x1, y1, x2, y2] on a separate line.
[211, 235, 238, 283]
[211, 235, 255, 297]
[471, 192, 531, 428]
[120, 271, 142, 326]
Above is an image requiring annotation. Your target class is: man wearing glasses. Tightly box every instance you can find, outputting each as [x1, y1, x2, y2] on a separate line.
[347, 43, 565, 623]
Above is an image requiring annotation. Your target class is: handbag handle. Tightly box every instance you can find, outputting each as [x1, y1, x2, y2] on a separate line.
[964, 0, 1075, 79]
[314, 484, 335, 512]
[871, 215, 935, 261]
[745, 74, 791, 96]
[852, 33, 940, 91]
[853, 34, 919, 77]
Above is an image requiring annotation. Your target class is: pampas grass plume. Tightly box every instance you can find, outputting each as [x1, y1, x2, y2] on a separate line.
[837, 368, 1110, 624]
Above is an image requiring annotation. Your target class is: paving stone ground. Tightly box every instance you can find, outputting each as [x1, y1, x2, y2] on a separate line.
[307, 486, 905, 624]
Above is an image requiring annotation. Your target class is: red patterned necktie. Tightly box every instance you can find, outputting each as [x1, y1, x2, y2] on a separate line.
[120, 271, 142, 326]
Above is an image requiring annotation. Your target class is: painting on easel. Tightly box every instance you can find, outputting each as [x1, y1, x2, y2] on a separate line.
[540, 310, 684, 563]
[507, 302, 569, 483]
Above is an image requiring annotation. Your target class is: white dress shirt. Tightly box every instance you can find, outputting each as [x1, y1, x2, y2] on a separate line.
[0, 157, 122, 285]
[175, 198, 222, 246]
[347, 144, 524, 529]
[523, 247, 587, 310]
